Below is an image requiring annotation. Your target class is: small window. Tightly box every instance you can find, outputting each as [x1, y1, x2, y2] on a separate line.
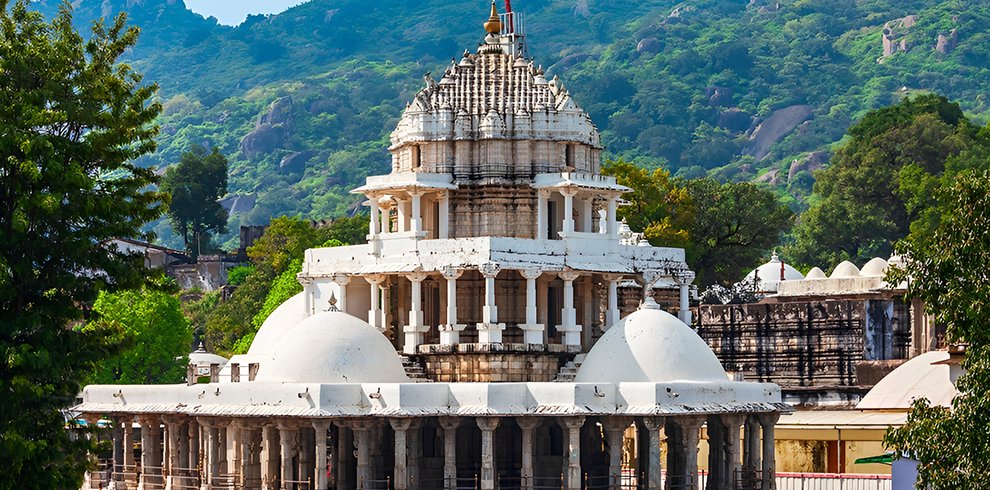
[411, 145, 422, 170]
[564, 144, 575, 170]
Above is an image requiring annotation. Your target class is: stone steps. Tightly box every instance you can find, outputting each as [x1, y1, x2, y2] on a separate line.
[552, 353, 586, 382]
[399, 355, 432, 383]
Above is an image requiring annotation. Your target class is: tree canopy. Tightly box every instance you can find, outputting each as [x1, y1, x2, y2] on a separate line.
[0, 1, 162, 486]
[160, 145, 229, 256]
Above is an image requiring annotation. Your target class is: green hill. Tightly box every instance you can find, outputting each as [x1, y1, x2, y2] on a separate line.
[31, 0, 990, 248]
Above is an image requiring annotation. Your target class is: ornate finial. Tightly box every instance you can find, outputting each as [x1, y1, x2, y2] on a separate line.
[484, 0, 502, 34]
[195, 341, 206, 353]
[327, 292, 340, 312]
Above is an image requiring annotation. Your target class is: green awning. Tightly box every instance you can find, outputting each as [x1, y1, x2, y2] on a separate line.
[854, 453, 894, 465]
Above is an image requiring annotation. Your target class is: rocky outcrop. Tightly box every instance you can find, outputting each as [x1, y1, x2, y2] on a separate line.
[936, 29, 958, 54]
[744, 105, 814, 161]
[240, 97, 294, 157]
[787, 150, 829, 183]
[636, 37, 662, 55]
[754, 168, 780, 186]
[551, 53, 592, 72]
[219, 193, 257, 215]
[717, 108, 752, 132]
[706, 85, 733, 107]
[882, 15, 917, 57]
[279, 150, 315, 174]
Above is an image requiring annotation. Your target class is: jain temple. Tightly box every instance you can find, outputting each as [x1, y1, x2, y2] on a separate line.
[75, 4, 790, 490]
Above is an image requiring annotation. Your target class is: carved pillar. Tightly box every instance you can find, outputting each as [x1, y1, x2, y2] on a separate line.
[353, 420, 373, 490]
[410, 190, 424, 235]
[744, 416, 762, 484]
[163, 417, 181, 490]
[517, 418, 540, 490]
[312, 420, 330, 490]
[478, 263, 505, 344]
[404, 271, 430, 354]
[606, 196, 618, 236]
[261, 425, 278, 490]
[561, 188, 576, 236]
[722, 415, 745, 489]
[278, 422, 298, 490]
[642, 418, 664, 490]
[440, 267, 466, 345]
[581, 196, 593, 232]
[603, 417, 631, 490]
[478, 417, 501, 490]
[390, 419, 412, 490]
[675, 271, 696, 325]
[397, 198, 408, 233]
[368, 198, 380, 238]
[520, 270, 544, 344]
[332, 274, 351, 313]
[123, 417, 136, 487]
[138, 416, 156, 490]
[561, 417, 585, 490]
[760, 414, 780, 490]
[199, 419, 217, 490]
[602, 273, 623, 329]
[439, 417, 460, 490]
[667, 417, 704, 490]
[365, 275, 386, 332]
[536, 189, 548, 240]
[558, 270, 582, 346]
[438, 191, 450, 239]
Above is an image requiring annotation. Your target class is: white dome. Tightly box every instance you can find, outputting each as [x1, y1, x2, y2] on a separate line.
[742, 252, 804, 292]
[247, 292, 308, 356]
[575, 300, 728, 383]
[256, 311, 409, 384]
[830, 261, 861, 278]
[860, 257, 889, 277]
[805, 267, 827, 279]
[857, 351, 959, 410]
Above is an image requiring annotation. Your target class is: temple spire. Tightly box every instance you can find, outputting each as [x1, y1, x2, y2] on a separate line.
[484, 0, 502, 34]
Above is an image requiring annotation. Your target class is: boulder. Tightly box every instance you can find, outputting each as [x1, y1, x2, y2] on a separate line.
[787, 150, 829, 183]
[754, 168, 780, 186]
[279, 150, 316, 174]
[743, 105, 814, 161]
[636, 38, 662, 54]
[240, 97, 295, 157]
[717, 108, 752, 132]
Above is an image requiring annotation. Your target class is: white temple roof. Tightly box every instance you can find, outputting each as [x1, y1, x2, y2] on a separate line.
[856, 350, 959, 410]
[742, 252, 804, 293]
[256, 310, 409, 384]
[575, 299, 728, 383]
[247, 292, 308, 356]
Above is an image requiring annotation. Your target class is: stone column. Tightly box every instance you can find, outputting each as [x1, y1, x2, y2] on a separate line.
[312, 421, 330, 490]
[517, 418, 540, 490]
[123, 417, 136, 487]
[410, 190, 424, 235]
[278, 423, 297, 490]
[186, 419, 198, 487]
[333, 274, 351, 313]
[368, 199, 380, 238]
[642, 417, 664, 490]
[760, 414, 779, 490]
[477, 418, 500, 490]
[366, 275, 385, 332]
[111, 417, 125, 488]
[744, 416, 762, 484]
[722, 415, 745, 489]
[390, 419, 412, 490]
[602, 274, 623, 329]
[238, 423, 252, 489]
[478, 263, 505, 344]
[227, 421, 241, 478]
[261, 425, 278, 490]
[519, 270, 544, 344]
[580, 197, 593, 233]
[353, 420, 373, 490]
[603, 417, 631, 490]
[138, 417, 155, 490]
[397, 198, 408, 233]
[667, 417, 704, 490]
[536, 189, 548, 240]
[199, 420, 217, 490]
[562, 417, 585, 490]
[561, 188, 576, 236]
[606, 197, 618, 236]
[407, 420, 423, 489]
[440, 267, 465, 346]
[404, 271, 429, 354]
[558, 270, 582, 346]
[164, 418, 181, 490]
[439, 417, 460, 490]
[438, 191, 450, 239]
[335, 422, 351, 490]
[675, 271, 696, 325]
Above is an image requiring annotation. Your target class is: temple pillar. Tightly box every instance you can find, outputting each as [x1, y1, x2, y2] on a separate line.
[561, 417, 584, 490]
[606, 197, 618, 236]
[397, 198, 408, 233]
[519, 270, 544, 344]
[602, 274, 623, 329]
[312, 421, 330, 490]
[668, 417, 704, 490]
[186, 419, 198, 488]
[581, 197, 593, 232]
[744, 416, 762, 485]
[536, 189, 548, 240]
[410, 190, 424, 235]
[723, 415, 745, 489]
[408, 420, 423, 489]
[138, 416, 157, 490]
[239, 424, 253, 490]
[404, 271, 429, 354]
[603, 417, 631, 490]
[332, 275, 350, 312]
[478, 263, 505, 344]
[675, 271, 696, 325]
[760, 414, 780, 490]
[111, 417, 125, 489]
[368, 199, 380, 238]
[440, 267, 465, 345]
[390, 419, 412, 490]
[353, 420, 373, 489]
[558, 270, 582, 346]
[123, 417, 136, 487]
[261, 425, 278, 490]
[517, 418, 540, 490]
[164, 418, 181, 490]
[642, 417, 664, 490]
[561, 188, 576, 236]
[278, 422, 297, 490]
[439, 417, 460, 490]
[200, 420, 218, 490]
[366, 275, 386, 332]
[478, 417, 500, 490]
[706, 416, 725, 490]
[438, 191, 450, 239]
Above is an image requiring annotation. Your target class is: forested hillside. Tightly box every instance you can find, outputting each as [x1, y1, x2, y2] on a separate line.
[32, 0, 990, 248]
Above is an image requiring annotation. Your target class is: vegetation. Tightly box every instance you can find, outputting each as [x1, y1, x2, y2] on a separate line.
[27, 0, 990, 249]
[884, 170, 990, 488]
[0, 1, 163, 486]
[160, 145, 229, 256]
[85, 287, 192, 385]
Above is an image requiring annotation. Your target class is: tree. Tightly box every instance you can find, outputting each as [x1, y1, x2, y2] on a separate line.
[602, 159, 693, 249]
[85, 288, 192, 385]
[884, 170, 990, 488]
[684, 178, 794, 286]
[788, 94, 981, 269]
[0, 2, 163, 487]
[160, 145, 229, 256]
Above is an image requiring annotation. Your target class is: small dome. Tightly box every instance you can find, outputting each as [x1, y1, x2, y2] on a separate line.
[743, 252, 804, 292]
[805, 267, 827, 279]
[247, 292, 309, 356]
[830, 261, 861, 278]
[857, 351, 959, 410]
[575, 299, 728, 383]
[861, 257, 889, 277]
[257, 311, 409, 384]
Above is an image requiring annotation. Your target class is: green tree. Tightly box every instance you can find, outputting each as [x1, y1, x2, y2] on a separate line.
[684, 178, 794, 286]
[884, 170, 990, 488]
[788, 94, 980, 269]
[602, 159, 693, 248]
[86, 288, 192, 384]
[0, 2, 163, 487]
[160, 145, 229, 256]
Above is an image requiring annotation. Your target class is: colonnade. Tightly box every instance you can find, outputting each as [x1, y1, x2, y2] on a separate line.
[99, 413, 779, 490]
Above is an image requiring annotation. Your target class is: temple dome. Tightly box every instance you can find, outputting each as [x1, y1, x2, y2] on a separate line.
[247, 292, 308, 356]
[860, 257, 889, 277]
[830, 261, 861, 278]
[742, 252, 804, 292]
[857, 351, 959, 410]
[257, 310, 409, 384]
[575, 299, 728, 383]
[805, 267, 827, 279]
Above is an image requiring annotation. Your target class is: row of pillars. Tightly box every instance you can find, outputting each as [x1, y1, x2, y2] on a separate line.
[99, 413, 778, 490]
